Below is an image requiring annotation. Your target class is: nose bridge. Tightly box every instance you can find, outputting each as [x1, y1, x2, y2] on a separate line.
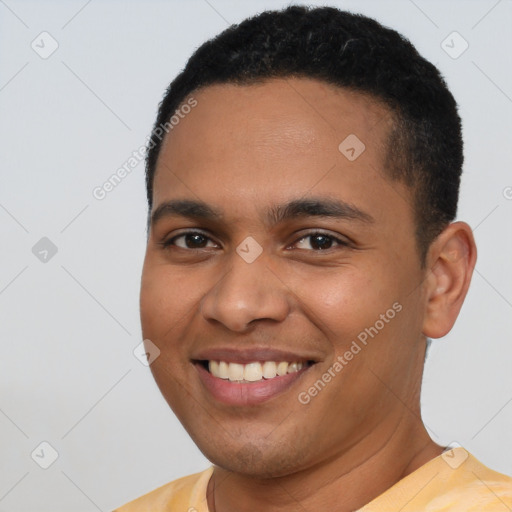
[200, 248, 290, 331]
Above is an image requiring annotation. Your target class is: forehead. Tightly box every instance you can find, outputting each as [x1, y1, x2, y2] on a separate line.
[159, 78, 392, 167]
[152, 77, 408, 228]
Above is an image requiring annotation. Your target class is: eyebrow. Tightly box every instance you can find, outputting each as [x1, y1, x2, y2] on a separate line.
[150, 197, 374, 228]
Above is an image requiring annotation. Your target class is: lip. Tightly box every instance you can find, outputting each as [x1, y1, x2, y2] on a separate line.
[192, 347, 318, 364]
[194, 361, 313, 406]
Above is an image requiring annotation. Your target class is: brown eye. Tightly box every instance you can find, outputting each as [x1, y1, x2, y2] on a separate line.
[163, 231, 217, 249]
[294, 232, 349, 251]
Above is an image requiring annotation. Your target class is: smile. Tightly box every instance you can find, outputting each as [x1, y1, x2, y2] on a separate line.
[195, 359, 316, 406]
[207, 360, 311, 382]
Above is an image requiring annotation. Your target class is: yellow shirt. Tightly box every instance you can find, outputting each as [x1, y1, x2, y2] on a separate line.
[114, 448, 512, 511]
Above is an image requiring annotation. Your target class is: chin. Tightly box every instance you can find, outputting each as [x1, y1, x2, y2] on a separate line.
[197, 436, 308, 479]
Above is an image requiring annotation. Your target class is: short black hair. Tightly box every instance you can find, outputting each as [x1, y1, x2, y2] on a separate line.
[145, 5, 463, 262]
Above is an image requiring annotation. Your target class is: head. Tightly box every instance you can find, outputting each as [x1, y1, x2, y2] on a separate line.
[139, 6, 476, 478]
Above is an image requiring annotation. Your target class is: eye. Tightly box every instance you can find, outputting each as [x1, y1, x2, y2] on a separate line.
[160, 230, 350, 252]
[291, 231, 349, 251]
[162, 231, 218, 250]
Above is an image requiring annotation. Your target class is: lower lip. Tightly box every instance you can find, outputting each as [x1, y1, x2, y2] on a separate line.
[195, 363, 310, 406]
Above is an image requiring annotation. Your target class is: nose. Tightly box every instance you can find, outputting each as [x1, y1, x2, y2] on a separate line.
[200, 249, 291, 332]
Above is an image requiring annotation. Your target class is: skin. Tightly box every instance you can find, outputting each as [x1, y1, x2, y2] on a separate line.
[139, 77, 477, 512]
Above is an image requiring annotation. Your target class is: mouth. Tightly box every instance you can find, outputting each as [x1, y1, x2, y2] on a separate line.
[198, 359, 315, 382]
[193, 357, 317, 406]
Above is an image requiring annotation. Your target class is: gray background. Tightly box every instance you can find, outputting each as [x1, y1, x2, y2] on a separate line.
[0, 0, 511, 510]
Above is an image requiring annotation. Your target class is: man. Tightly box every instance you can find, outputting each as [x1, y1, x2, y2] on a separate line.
[115, 5, 511, 511]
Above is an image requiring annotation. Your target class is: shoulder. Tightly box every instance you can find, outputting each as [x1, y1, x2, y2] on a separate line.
[436, 451, 512, 510]
[113, 467, 213, 512]
[359, 448, 512, 512]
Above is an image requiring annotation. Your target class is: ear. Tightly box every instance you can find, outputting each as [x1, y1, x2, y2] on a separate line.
[422, 221, 477, 339]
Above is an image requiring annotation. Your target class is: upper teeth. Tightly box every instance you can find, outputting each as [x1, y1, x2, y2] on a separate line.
[208, 361, 304, 382]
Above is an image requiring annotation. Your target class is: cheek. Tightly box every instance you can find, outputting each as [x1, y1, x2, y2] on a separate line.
[287, 264, 394, 346]
[140, 271, 167, 335]
[139, 265, 200, 408]
[139, 263, 198, 339]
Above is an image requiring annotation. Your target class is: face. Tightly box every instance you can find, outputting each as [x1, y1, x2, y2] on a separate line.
[140, 78, 430, 478]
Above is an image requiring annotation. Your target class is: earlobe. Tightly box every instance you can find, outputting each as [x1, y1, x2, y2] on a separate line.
[422, 222, 477, 339]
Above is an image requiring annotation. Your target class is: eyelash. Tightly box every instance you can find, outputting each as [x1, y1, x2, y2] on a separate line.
[160, 230, 350, 252]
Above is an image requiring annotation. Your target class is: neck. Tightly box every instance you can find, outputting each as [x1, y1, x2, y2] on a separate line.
[207, 418, 443, 512]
